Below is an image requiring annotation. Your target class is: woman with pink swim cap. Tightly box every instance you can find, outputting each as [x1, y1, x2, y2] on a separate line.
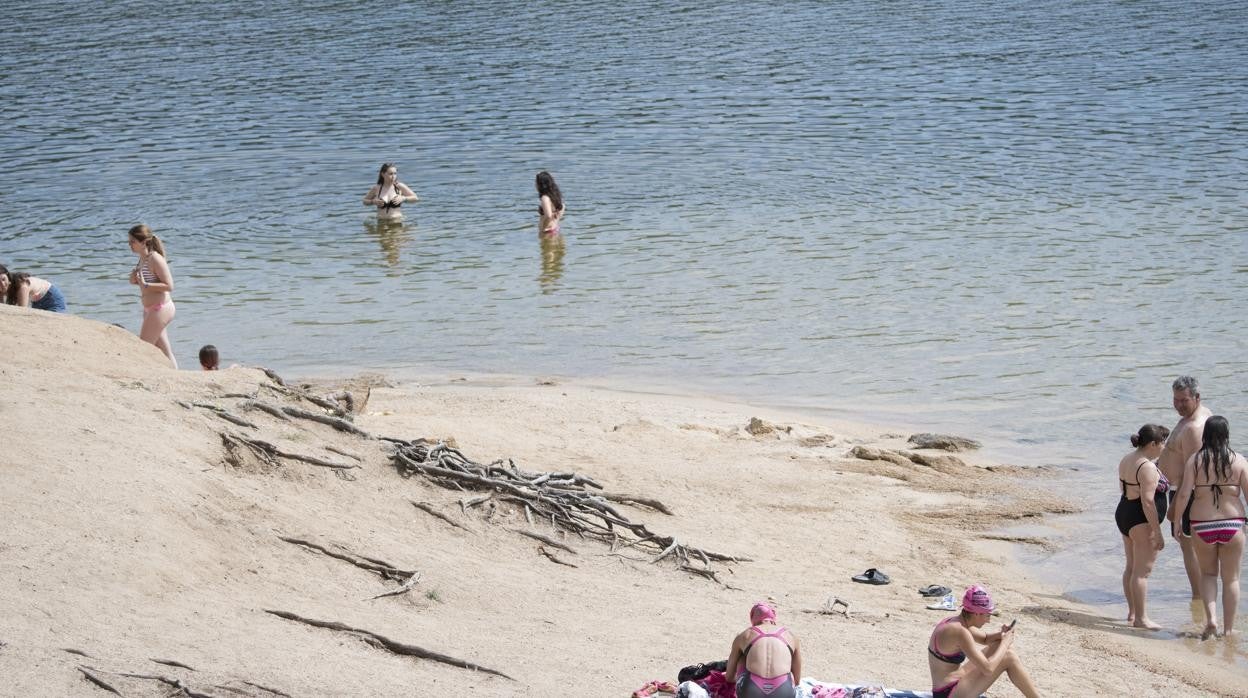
[926, 585, 1040, 698]
[725, 602, 802, 698]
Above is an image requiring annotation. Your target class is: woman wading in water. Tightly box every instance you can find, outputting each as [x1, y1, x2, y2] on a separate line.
[128, 225, 177, 367]
[1172, 416, 1248, 638]
[363, 162, 418, 220]
[1115, 423, 1169, 630]
[536, 170, 564, 236]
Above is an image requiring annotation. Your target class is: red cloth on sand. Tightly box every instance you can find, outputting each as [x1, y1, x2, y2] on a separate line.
[700, 670, 737, 698]
[632, 679, 678, 697]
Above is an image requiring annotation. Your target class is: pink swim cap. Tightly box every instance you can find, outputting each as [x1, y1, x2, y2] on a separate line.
[750, 602, 777, 625]
[961, 585, 995, 614]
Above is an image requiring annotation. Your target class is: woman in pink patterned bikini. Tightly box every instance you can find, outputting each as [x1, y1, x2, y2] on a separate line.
[1172, 415, 1248, 639]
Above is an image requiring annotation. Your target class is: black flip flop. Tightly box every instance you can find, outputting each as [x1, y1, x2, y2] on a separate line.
[851, 568, 891, 585]
[918, 584, 951, 597]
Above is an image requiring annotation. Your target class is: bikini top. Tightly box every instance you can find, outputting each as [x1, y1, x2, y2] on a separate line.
[1120, 459, 1167, 499]
[742, 625, 793, 663]
[137, 257, 159, 285]
[378, 185, 404, 209]
[928, 617, 966, 665]
[1195, 479, 1240, 506]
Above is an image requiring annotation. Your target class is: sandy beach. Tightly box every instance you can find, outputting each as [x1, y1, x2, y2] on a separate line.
[1, 304, 1244, 697]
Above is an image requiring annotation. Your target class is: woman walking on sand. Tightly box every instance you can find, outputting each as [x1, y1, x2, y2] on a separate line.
[1116, 423, 1170, 630]
[1172, 416, 1248, 639]
[363, 162, 418, 220]
[725, 602, 802, 698]
[927, 585, 1040, 698]
[0, 264, 67, 312]
[127, 225, 177, 367]
[536, 170, 564, 236]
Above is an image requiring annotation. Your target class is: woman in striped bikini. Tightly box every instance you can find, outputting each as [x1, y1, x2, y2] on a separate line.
[128, 224, 177, 367]
[1172, 415, 1248, 639]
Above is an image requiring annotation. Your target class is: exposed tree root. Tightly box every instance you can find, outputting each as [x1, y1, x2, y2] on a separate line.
[538, 546, 578, 568]
[264, 609, 514, 680]
[278, 535, 414, 581]
[280, 405, 368, 437]
[512, 528, 576, 554]
[221, 433, 358, 470]
[241, 680, 293, 697]
[411, 501, 473, 532]
[391, 440, 746, 572]
[77, 666, 122, 695]
[150, 657, 196, 671]
[63, 647, 94, 658]
[367, 571, 423, 601]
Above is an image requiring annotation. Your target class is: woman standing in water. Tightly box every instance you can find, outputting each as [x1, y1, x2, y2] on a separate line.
[0, 264, 67, 312]
[1172, 416, 1248, 639]
[1115, 423, 1169, 630]
[536, 170, 565, 236]
[363, 162, 418, 220]
[127, 225, 177, 367]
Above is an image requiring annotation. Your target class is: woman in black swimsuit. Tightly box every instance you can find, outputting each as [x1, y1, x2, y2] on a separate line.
[363, 162, 418, 220]
[1115, 423, 1170, 630]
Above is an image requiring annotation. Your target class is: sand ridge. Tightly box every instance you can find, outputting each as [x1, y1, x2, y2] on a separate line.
[0, 304, 1242, 696]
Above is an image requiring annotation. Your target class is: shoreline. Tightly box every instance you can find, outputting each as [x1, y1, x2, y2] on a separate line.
[1, 307, 1244, 695]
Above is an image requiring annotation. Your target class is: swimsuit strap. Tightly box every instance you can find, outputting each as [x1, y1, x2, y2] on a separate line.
[742, 625, 793, 661]
[928, 617, 966, 664]
[1120, 459, 1149, 496]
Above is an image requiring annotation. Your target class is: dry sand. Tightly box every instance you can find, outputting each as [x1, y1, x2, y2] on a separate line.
[1, 304, 1244, 697]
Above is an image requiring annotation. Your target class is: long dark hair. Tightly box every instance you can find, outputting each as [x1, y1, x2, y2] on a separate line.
[1196, 416, 1235, 483]
[376, 162, 397, 185]
[536, 170, 562, 212]
[0, 263, 31, 305]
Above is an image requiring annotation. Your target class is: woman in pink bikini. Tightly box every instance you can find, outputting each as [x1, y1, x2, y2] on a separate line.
[1171, 416, 1248, 639]
[127, 224, 177, 367]
[926, 585, 1039, 698]
[724, 602, 801, 698]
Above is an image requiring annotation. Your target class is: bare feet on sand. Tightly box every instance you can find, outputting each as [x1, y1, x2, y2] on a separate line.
[1201, 624, 1219, 640]
[1133, 618, 1162, 631]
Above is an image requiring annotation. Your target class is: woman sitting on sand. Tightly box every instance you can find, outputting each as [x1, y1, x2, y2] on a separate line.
[127, 225, 177, 368]
[0, 264, 67, 312]
[536, 170, 564, 236]
[363, 162, 418, 220]
[1171, 416, 1248, 639]
[1116, 423, 1170, 630]
[927, 585, 1039, 698]
[724, 602, 802, 698]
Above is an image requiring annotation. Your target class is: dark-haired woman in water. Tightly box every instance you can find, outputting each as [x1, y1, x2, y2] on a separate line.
[0, 264, 67, 312]
[1116, 423, 1170, 630]
[363, 162, 418, 220]
[536, 170, 565, 236]
[1172, 416, 1248, 638]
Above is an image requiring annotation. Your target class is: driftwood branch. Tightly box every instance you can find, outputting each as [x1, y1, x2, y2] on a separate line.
[599, 491, 673, 515]
[149, 658, 195, 671]
[265, 610, 513, 679]
[280, 405, 369, 437]
[241, 400, 290, 421]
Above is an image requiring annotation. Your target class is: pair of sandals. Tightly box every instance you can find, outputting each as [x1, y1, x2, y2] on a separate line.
[920, 584, 956, 610]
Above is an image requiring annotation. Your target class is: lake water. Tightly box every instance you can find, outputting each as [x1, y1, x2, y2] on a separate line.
[3, 0, 1247, 661]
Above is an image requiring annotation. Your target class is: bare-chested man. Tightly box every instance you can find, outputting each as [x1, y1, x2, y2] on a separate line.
[1158, 376, 1213, 599]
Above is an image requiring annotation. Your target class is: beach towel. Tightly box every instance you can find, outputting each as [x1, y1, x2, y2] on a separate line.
[797, 677, 979, 698]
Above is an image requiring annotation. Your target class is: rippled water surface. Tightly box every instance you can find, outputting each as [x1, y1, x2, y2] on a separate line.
[3, 0, 1248, 657]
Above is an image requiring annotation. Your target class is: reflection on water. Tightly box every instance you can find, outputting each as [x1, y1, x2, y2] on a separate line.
[538, 233, 565, 293]
[363, 218, 415, 268]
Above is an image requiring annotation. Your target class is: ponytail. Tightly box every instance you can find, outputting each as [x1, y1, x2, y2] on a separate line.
[128, 224, 168, 260]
